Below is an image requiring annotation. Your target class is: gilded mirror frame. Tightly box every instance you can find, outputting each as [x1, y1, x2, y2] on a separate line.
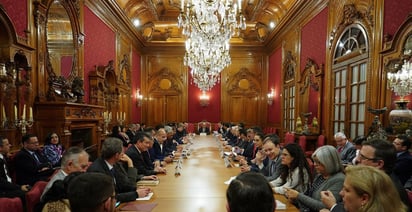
[34, 0, 84, 102]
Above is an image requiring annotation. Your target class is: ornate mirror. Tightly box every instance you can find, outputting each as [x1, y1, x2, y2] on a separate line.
[35, 0, 83, 102]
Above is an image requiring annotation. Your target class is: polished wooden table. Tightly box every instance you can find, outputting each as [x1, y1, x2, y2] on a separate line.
[118, 136, 298, 212]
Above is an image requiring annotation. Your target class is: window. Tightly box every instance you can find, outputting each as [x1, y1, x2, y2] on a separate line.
[332, 25, 368, 138]
[283, 84, 295, 132]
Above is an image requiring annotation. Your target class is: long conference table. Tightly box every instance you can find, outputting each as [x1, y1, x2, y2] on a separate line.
[118, 135, 299, 212]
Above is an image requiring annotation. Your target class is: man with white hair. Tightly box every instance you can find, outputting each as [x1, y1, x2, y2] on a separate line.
[333, 132, 356, 164]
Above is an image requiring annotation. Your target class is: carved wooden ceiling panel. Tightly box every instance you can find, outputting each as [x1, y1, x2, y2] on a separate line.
[114, 0, 300, 45]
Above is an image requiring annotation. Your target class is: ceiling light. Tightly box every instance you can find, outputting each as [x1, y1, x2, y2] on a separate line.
[132, 19, 140, 27]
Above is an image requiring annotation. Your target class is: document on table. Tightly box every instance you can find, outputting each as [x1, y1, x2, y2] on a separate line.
[224, 176, 236, 185]
[276, 200, 286, 210]
[136, 192, 154, 201]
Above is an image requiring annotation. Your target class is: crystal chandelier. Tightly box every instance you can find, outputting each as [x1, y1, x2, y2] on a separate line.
[178, 0, 246, 91]
[387, 60, 412, 100]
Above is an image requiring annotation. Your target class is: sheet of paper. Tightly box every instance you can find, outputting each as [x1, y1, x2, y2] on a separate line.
[224, 176, 236, 185]
[276, 199, 286, 210]
[136, 192, 154, 201]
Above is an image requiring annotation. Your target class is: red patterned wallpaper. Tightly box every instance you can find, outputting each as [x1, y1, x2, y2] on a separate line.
[0, 0, 27, 37]
[187, 71, 221, 123]
[268, 47, 282, 124]
[300, 7, 328, 121]
[84, 6, 115, 104]
[131, 48, 141, 123]
[383, 0, 412, 38]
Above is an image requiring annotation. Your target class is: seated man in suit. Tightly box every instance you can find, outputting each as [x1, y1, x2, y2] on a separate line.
[393, 134, 412, 186]
[0, 136, 30, 210]
[41, 146, 90, 202]
[198, 122, 210, 135]
[151, 128, 174, 164]
[334, 132, 356, 164]
[250, 135, 282, 181]
[67, 172, 115, 212]
[126, 132, 166, 176]
[87, 137, 153, 202]
[14, 134, 54, 186]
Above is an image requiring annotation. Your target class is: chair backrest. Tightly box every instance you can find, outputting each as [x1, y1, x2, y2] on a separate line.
[187, 123, 195, 133]
[197, 121, 211, 133]
[26, 180, 48, 212]
[284, 132, 295, 145]
[0, 197, 23, 212]
[317, 135, 326, 148]
[298, 135, 307, 152]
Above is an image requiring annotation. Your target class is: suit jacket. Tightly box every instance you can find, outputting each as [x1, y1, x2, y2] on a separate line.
[296, 172, 345, 211]
[330, 203, 345, 212]
[338, 142, 356, 164]
[198, 127, 210, 135]
[87, 157, 138, 202]
[14, 148, 54, 186]
[259, 153, 282, 182]
[151, 140, 172, 161]
[0, 155, 20, 191]
[394, 151, 412, 185]
[41, 169, 65, 202]
[125, 145, 157, 176]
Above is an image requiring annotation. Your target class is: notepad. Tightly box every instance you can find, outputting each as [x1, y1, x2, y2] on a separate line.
[136, 180, 159, 186]
[136, 192, 154, 201]
[276, 200, 286, 210]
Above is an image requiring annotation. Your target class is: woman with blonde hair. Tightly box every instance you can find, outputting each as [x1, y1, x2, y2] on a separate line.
[341, 165, 407, 212]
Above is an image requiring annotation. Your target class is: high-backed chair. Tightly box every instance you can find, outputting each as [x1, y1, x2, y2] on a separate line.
[187, 123, 195, 134]
[197, 121, 211, 134]
[26, 181, 48, 212]
[281, 132, 295, 147]
[305, 134, 325, 157]
[0, 197, 23, 212]
[298, 135, 307, 152]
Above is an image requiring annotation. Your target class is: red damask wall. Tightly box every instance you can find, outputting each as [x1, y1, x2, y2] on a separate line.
[187, 71, 221, 123]
[83, 6, 116, 104]
[300, 7, 328, 121]
[268, 47, 282, 124]
[131, 48, 141, 123]
[0, 0, 27, 37]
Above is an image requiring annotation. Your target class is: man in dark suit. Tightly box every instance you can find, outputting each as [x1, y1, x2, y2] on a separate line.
[87, 137, 152, 202]
[252, 135, 282, 181]
[151, 128, 173, 163]
[198, 122, 210, 135]
[126, 132, 166, 176]
[14, 134, 54, 186]
[393, 134, 412, 186]
[0, 136, 30, 209]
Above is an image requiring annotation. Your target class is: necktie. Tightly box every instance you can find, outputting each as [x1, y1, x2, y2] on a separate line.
[110, 168, 117, 185]
[32, 152, 40, 165]
[338, 146, 343, 153]
[269, 160, 275, 176]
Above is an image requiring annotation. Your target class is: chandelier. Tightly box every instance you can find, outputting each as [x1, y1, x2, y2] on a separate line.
[178, 0, 246, 91]
[387, 60, 412, 100]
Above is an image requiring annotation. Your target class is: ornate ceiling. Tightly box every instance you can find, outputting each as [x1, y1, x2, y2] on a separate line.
[114, 0, 303, 46]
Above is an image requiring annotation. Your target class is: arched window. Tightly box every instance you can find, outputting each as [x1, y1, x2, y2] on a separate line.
[331, 24, 368, 138]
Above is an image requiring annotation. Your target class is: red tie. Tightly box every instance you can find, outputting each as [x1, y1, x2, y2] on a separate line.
[338, 146, 343, 153]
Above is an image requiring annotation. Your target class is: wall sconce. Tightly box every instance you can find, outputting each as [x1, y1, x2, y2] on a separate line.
[135, 89, 143, 107]
[267, 88, 275, 105]
[199, 91, 210, 107]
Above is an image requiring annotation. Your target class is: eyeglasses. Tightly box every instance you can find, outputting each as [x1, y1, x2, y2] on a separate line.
[358, 153, 378, 161]
[28, 141, 39, 145]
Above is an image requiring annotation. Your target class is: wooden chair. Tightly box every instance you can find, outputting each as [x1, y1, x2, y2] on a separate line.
[0, 197, 23, 212]
[26, 181, 48, 212]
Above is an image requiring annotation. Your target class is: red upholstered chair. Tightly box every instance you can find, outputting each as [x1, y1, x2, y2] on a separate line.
[187, 123, 195, 134]
[281, 132, 295, 147]
[305, 134, 325, 157]
[0, 197, 24, 212]
[407, 189, 412, 205]
[26, 181, 48, 212]
[298, 135, 307, 152]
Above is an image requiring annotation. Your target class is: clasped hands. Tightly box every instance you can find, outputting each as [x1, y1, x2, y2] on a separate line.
[136, 186, 152, 197]
[283, 187, 299, 200]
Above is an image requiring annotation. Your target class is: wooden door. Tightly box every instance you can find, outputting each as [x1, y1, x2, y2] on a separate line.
[147, 95, 180, 126]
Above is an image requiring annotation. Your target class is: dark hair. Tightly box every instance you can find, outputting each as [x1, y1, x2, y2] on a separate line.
[0, 136, 5, 147]
[239, 128, 247, 136]
[226, 172, 275, 212]
[135, 132, 152, 144]
[101, 137, 123, 159]
[280, 143, 312, 184]
[68, 172, 114, 212]
[264, 134, 280, 145]
[353, 135, 366, 145]
[397, 134, 411, 149]
[22, 134, 36, 144]
[44, 132, 60, 145]
[362, 138, 396, 174]
[111, 126, 120, 135]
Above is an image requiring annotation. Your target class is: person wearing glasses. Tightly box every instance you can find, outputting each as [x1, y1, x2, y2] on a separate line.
[40, 146, 89, 202]
[320, 138, 411, 212]
[14, 134, 54, 186]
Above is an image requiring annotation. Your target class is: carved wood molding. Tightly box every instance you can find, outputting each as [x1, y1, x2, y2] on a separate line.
[298, 58, 324, 95]
[148, 68, 183, 94]
[227, 68, 261, 95]
[283, 50, 296, 83]
[328, 3, 374, 49]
